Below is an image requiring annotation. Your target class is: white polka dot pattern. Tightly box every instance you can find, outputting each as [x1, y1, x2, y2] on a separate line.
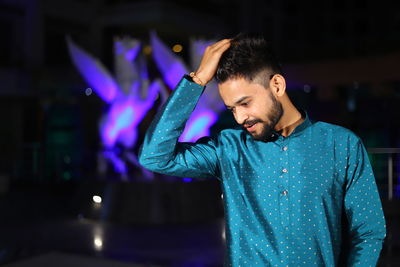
[139, 76, 386, 267]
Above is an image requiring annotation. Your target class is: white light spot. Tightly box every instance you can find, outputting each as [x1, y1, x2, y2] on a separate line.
[94, 237, 103, 250]
[93, 195, 102, 204]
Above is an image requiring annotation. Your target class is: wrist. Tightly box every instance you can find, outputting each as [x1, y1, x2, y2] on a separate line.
[189, 72, 206, 86]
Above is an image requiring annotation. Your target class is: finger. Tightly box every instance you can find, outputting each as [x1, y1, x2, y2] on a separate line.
[210, 38, 230, 47]
[214, 41, 231, 53]
[209, 43, 230, 61]
[213, 40, 231, 52]
[207, 42, 230, 59]
[213, 39, 231, 49]
[209, 38, 231, 50]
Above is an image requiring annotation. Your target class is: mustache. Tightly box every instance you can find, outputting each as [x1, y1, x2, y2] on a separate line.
[242, 119, 262, 128]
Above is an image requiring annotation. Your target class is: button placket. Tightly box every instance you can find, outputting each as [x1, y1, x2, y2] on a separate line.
[280, 140, 290, 228]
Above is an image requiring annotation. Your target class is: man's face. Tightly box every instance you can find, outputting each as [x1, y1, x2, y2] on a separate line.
[218, 77, 283, 141]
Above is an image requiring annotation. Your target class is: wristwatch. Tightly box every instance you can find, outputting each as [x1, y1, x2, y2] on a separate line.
[184, 74, 195, 83]
[184, 72, 204, 86]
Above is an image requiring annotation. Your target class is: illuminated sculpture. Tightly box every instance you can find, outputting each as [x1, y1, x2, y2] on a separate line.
[67, 37, 163, 178]
[67, 33, 224, 180]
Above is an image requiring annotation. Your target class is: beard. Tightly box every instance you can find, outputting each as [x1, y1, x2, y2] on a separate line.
[244, 92, 283, 141]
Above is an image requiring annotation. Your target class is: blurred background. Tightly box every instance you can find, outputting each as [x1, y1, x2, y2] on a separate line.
[0, 0, 399, 266]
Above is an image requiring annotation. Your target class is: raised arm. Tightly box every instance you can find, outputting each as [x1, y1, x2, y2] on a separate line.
[138, 39, 231, 178]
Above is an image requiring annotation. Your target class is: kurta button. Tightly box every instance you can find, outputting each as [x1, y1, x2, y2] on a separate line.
[282, 190, 288, 196]
[282, 168, 288, 173]
[283, 146, 288, 151]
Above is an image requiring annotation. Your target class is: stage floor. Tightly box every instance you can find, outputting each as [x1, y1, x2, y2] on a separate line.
[2, 252, 154, 267]
[0, 217, 225, 267]
[0, 182, 399, 266]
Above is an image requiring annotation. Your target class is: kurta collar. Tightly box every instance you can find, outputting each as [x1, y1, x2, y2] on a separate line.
[266, 110, 312, 141]
[290, 110, 312, 136]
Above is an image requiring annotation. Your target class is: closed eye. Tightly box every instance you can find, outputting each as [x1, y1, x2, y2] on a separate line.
[241, 101, 251, 107]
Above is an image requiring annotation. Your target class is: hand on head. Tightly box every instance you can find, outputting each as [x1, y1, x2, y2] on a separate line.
[193, 39, 231, 86]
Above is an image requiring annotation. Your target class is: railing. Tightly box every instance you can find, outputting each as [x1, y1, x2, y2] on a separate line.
[367, 148, 400, 200]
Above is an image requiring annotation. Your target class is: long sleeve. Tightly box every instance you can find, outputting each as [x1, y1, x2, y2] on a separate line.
[138, 76, 220, 179]
[344, 139, 386, 266]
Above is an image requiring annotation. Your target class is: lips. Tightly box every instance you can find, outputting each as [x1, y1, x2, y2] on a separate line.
[245, 122, 257, 132]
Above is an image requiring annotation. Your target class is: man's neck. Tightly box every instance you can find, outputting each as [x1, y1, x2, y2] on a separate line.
[275, 105, 304, 137]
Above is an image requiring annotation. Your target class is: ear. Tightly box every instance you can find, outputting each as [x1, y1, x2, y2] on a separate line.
[269, 74, 286, 97]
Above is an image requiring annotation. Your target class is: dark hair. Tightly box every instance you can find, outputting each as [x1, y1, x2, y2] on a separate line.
[215, 34, 282, 85]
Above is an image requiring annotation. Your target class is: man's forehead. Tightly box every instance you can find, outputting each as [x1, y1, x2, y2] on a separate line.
[218, 78, 264, 98]
[223, 95, 252, 108]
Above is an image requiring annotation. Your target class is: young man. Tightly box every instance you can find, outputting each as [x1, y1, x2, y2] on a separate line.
[139, 35, 386, 266]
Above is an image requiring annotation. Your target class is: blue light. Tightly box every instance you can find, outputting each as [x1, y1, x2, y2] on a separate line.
[150, 32, 187, 89]
[68, 37, 161, 176]
[68, 34, 224, 178]
[67, 37, 118, 103]
[103, 150, 126, 174]
[103, 103, 135, 147]
[180, 111, 218, 142]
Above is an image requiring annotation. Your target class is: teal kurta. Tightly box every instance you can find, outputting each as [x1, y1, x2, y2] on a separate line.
[139, 77, 386, 267]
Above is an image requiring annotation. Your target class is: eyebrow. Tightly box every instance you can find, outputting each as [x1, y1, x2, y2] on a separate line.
[225, 96, 251, 109]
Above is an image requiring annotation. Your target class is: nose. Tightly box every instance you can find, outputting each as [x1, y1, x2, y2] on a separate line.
[234, 109, 248, 125]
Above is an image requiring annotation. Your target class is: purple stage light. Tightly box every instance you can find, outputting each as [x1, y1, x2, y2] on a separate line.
[101, 99, 136, 148]
[68, 34, 223, 179]
[180, 110, 218, 142]
[67, 37, 118, 103]
[150, 32, 224, 143]
[150, 32, 187, 89]
[68, 37, 161, 177]
[103, 150, 127, 174]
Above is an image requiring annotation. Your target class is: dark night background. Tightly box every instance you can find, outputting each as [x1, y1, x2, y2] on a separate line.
[0, 0, 399, 266]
